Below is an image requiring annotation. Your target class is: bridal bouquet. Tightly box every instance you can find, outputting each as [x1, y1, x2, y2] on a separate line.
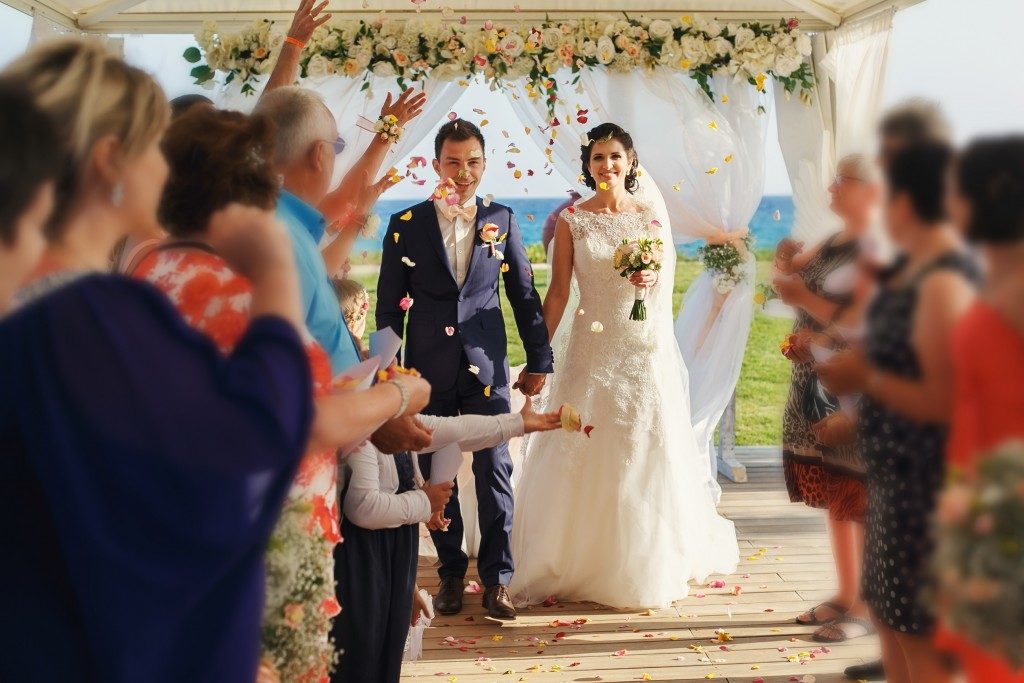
[697, 234, 754, 294]
[612, 237, 665, 321]
[931, 440, 1024, 666]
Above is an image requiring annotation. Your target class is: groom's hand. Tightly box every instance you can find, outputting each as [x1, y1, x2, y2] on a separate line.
[513, 368, 546, 397]
[371, 416, 433, 454]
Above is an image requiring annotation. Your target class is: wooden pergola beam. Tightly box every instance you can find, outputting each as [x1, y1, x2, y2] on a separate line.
[77, 0, 147, 28]
[780, 0, 842, 26]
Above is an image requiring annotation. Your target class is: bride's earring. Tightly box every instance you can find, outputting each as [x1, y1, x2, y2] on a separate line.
[110, 182, 125, 207]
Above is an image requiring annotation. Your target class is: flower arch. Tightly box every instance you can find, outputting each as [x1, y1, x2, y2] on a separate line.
[186, 14, 814, 109]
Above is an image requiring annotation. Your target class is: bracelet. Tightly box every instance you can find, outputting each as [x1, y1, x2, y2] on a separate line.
[386, 379, 409, 419]
[284, 35, 306, 49]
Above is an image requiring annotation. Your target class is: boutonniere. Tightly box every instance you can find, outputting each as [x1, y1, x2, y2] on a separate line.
[480, 222, 507, 260]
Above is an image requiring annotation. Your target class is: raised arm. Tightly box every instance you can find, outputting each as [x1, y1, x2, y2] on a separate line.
[260, 0, 332, 98]
[343, 443, 433, 528]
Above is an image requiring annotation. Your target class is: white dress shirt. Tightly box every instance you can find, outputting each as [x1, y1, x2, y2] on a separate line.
[343, 412, 524, 530]
[434, 196, 478, 288]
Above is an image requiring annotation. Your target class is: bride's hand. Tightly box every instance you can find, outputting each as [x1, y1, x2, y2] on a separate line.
[628, 270, 658, 288]
[520, 395, 561, 434]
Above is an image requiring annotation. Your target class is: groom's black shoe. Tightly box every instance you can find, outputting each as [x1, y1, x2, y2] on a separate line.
[844, 660, 885, 680]
[434, 576, 465, 615]
[483, 585, 517, 621]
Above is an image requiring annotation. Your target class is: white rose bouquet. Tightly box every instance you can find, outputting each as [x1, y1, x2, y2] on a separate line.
[612, 237, 665, 321]
[696, 233, 753, 294]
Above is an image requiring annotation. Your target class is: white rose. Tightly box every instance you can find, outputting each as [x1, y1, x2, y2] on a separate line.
[372, 61, 396, 77]
[596, 35, 616, 64]
[648, 19, 673, 40]
[709, 36, 732, 58]
[355, 50, 372, 68]
[541, 27, 562, 50]
[774, 53, 802, 77]
[701, 19, 723, 37]
[733, 27, 755, 50]
[306, 54, 334, 78]
[580, 39, 598, 58]
[405, 18, 425, 35]
[501, 32, 525, 57]
[795, 33, 812, 57]
[679, 35, 708, 65]
[322, 33, 340, 51]
[383, 35, 397, 50]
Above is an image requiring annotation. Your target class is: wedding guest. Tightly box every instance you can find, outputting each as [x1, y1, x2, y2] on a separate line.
[542, 190, 581, 253]
[331, 276, 371, 344]
[934, 136, 1024, 683]
[774, 153, 882, 642]
[254, 85, 434, 455]
[133, 105, 431, 680]
[0, 38, 317, 683]
[819, 142, 980, 683]
[0, 83, 60, 313]
[169, 92, 214, 118]
[333, 397, 560, 683]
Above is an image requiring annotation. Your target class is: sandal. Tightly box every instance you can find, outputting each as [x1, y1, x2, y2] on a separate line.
[812, 615, 875, 642]
[795, 600, 848, 626]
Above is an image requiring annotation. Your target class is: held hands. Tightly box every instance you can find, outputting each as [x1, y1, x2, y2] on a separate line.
[513, 368, 547, 396]
[426, 510, 450, 532]
[287, 0, 332, 44]
[520, 395, 561, 434]
[380, 88, 427, 129]
[628, 269, 658, 289]
[816, 349, 870, 396]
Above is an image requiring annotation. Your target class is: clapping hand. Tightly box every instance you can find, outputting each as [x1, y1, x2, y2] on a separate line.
[287, 0, 332, 45]
[774, 237, 804, 274]
[816, 349, 870, 396]
[380, 87, 427, 129]
[520, 395, 561, 434]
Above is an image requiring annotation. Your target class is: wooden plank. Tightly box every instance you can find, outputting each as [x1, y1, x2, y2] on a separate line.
[401, 467, 875, 683]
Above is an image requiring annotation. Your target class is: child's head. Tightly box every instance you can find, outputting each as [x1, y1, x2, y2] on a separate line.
[331, 277, 370, 341]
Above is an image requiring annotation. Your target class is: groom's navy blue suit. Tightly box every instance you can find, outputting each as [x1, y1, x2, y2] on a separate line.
[376, 197, 552, 586]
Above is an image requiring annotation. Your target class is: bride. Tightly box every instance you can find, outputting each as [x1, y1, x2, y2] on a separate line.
[509, 123, 739, 609]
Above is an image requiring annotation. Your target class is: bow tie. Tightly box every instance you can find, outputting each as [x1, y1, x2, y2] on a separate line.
[438, 201, 478, 224]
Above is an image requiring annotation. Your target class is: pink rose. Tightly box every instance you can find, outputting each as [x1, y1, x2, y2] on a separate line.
[399, 297, 414, 311]
[480, 223, 502, 243]
[641, 253, 652, 264]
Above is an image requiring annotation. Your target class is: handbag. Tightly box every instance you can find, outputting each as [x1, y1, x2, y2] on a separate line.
[801, 372, 839, 425]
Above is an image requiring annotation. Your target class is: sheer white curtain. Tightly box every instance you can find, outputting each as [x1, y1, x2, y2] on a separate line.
[775, 11, 894, 245]
[581, 69, 769, 499]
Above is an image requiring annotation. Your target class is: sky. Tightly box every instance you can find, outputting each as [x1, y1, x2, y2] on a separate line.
[2, 0, 1022, 198]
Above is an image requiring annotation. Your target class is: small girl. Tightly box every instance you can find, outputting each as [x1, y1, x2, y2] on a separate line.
[331, 277, 371, 344]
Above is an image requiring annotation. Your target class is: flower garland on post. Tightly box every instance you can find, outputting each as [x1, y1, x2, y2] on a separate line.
[186, 14, 814, 112]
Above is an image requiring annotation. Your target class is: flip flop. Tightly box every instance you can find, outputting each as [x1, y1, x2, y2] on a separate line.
[794, 600, 848, 626]
[812, 615, 876, 643]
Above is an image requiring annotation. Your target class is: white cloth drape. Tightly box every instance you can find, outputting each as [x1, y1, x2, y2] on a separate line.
[775, 11, 894, 245]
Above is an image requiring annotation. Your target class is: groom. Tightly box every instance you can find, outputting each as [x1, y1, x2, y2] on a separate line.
[376, 118, 552, 620]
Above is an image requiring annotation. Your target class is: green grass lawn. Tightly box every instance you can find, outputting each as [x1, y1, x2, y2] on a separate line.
[352, 258, 791, 445]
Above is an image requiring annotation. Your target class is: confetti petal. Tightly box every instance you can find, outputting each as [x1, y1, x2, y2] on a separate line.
[591, 321, 604, 333]
[483, 194, 494, 207]
[400, 210, 413, 221]
[468, 365, 480, 375]
[393, 232, 400, 243]
[445, 326, 455, 336]
[401, 256, 416, 267]
[705, 167, 719, 175]
[483, 385, 491, 397]
[583, 425, 594, 437]
[613, 650, 627, 657]
[598, 181, 609, 190]
[399, 297, 414, 312]
[447, 112, 458, 121]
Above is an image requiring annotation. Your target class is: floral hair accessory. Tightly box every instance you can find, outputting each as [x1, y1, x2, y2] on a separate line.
[374, 113, 403, 143]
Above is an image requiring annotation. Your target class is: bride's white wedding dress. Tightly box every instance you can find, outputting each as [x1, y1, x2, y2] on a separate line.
[509, 203, 739, 609]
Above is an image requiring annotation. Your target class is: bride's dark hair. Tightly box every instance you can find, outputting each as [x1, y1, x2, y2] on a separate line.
[580, 122, 640, 194]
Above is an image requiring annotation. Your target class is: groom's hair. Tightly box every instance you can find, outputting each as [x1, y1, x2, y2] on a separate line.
[434, 118, 485, 159]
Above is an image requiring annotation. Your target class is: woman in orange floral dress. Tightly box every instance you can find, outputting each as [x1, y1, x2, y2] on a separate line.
[133, 107, 421, 683]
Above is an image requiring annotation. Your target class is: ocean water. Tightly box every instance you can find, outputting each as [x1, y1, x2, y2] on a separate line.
[357, 195, 794, 255]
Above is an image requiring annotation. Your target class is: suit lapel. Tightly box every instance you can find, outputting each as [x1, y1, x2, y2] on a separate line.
[462, 197, 487, 291]
[421, 200, 458, 286]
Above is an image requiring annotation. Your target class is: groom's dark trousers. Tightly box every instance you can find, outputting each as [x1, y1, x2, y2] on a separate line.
[376, 197, 551, 588]
[418, 357, 513, 585]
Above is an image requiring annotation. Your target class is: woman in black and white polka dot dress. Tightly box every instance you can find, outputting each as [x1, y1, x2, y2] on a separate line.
[818, 143, 980, 683]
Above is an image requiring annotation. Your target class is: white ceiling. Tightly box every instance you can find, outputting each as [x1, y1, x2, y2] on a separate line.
[5, 0, 924, 33]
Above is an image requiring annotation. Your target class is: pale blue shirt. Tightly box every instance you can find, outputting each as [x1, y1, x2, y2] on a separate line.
[276, 190, 360, 375]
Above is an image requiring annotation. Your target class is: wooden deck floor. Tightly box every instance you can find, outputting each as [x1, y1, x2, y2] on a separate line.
[402, 455, 879, 683]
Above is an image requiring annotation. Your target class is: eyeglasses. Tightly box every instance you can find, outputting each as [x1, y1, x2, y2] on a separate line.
[322, 136, 346, 155]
